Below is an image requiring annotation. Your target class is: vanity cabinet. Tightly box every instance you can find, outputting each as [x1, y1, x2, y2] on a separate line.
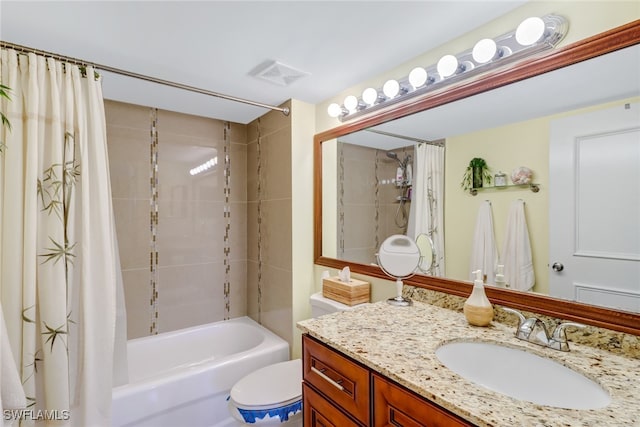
[302, 335, 475, 427]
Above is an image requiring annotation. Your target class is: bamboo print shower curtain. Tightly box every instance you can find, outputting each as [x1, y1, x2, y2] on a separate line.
[0, 50, 120, 426]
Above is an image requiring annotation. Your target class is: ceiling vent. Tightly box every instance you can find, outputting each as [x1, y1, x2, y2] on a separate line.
[252, 60, 310, 87]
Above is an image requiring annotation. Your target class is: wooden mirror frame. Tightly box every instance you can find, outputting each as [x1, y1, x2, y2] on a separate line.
[314, 20, 640, 336]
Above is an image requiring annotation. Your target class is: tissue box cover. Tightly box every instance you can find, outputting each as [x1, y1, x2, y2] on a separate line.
[322, 277, 370, 306]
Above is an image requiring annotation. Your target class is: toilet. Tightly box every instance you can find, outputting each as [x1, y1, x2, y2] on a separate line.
[227, 292, 363, 425]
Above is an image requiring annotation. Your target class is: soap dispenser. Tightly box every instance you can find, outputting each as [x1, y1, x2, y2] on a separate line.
[463, 270, 494, 326]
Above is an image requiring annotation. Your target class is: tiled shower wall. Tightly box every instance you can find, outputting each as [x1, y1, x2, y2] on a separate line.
[339, 142, 413, 264]
[106, 100, 248, 339]
[246, 102, 293, 347]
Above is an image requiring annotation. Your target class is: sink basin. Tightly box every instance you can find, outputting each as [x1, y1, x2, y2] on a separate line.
[435, 341, 610, 410]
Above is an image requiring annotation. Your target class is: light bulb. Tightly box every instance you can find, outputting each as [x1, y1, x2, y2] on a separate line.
[344, 95, 359, 113]
[382, 80, 400, 98]
[437, 55, 459, 78]
[327, 103, 343, 118]
[362, 88, 378, 106]
[516, 17, 545, 46]
[408, 67, 428, 88]
[472, 38, 498, 64]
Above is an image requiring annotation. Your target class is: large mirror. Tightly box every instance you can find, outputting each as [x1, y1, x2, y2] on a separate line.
[314, 21, 640, 335]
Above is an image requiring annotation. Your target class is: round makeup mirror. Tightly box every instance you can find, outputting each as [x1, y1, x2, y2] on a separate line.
[415, 233, 435, 274]
[377, 234, 421, 306]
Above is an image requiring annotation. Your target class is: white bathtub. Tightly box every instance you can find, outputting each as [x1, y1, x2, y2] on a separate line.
[112, 317, 290, 427]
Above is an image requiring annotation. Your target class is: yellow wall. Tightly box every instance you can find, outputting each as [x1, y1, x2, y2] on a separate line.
[291, 99, 317, 358]
[445, 117, 550, 292]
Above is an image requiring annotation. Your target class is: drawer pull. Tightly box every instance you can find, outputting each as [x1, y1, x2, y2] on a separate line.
[311, 366, 345, 391]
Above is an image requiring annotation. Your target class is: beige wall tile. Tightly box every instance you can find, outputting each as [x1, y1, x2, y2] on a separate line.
[157, 263, 225, 332]
[122, 268, 152, 339]
[158, 109, 225, 140]
[107, 100, 249, 337]
[106, 125, 151, 200]
[246, 141, 258, 202]
[112, 198, 150, 270]
[260, 199, 292, 271]
[246, 201, 258, 262]
[229, 259, 248, 319]
[229, 142, 248, 202]
[157, 200, 225, 266]
[260, 264, 293, 347]
[261, 127, 292, 201]
[105, 99, 151, 129]
[246, 260, 259, 321]
[229, 201, 247, 262]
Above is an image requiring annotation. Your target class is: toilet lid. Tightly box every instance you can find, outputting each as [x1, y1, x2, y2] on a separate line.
[230, 359, 302, 408]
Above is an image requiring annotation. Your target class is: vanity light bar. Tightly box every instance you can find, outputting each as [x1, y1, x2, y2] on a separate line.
[328, 15, 568, 122]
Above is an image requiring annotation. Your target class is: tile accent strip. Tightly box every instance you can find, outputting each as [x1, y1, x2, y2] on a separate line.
[149, 108, 159, 335]
[223, 122, 232, 320]
[256, 119, 263, 324]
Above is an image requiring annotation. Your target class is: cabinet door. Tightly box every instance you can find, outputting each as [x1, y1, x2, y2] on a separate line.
[303, 383, 361, 427]
[303, 335, 370, 425]
[372, 373, 474, 427]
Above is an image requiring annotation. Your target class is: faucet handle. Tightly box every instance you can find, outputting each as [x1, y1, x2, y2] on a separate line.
[549, 322, 585, 351]
[551, 322, 585, 340]
[502, 307, 526, 326]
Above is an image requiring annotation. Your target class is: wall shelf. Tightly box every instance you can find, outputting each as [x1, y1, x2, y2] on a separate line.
[470, 183, 540, 196]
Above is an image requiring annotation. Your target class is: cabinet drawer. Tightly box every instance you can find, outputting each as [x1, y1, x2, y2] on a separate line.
[372, 373, 474, 427]
[303, 335, 370, 425]
[303, 383, 361, 427]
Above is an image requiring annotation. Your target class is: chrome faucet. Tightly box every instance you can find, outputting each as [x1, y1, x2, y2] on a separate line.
[502, 307, 585, 351]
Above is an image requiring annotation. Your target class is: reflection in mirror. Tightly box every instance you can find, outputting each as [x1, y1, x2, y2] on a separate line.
[318, 33, 640, 320]
[416, 233, 435, 274]
[314, 21, 640, 334]
[377, 234, 420, 306]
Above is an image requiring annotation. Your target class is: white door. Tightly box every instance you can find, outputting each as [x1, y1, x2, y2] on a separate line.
[549, 102, 640, 312]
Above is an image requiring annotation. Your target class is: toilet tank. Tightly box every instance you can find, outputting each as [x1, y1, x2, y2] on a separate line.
[309, 292, 363, 318]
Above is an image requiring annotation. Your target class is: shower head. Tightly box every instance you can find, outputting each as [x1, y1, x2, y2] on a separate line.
[386, 151, 399, 160]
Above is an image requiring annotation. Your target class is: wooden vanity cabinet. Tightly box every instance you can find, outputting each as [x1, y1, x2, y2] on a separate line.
[372, 373, 473, 427]
[302, 334, 370, 425]
[302, 335, 475, 427]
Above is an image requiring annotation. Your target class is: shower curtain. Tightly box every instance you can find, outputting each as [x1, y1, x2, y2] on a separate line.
[407, 143, 445, 276]
[0, 49, 125, 426]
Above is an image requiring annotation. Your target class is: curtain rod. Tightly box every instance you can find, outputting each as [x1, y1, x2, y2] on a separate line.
[0, 40, 290, 116]
[365, 129, 444, 146]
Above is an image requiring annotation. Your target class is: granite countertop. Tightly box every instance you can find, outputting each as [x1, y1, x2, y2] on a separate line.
[297, 301, 640, 427]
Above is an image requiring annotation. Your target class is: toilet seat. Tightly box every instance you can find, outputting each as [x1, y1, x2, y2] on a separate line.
[229, 359, 302, 424]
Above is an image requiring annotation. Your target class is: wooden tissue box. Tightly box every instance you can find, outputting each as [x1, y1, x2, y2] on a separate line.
[322, 276, 370, 306]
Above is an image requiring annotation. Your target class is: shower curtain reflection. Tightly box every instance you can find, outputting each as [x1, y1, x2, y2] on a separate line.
[407, 142, 445, 276]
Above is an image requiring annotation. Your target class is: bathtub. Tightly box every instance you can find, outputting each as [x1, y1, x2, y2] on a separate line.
[112, 317, 290, 427]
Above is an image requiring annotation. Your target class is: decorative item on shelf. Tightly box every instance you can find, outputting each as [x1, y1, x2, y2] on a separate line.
[511, 166, 533, 185]
[494, 171, 507, 187]
[461, 157, 492, 192]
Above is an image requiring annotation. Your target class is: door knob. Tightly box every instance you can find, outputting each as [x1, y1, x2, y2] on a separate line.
[552, 262, 564, 272]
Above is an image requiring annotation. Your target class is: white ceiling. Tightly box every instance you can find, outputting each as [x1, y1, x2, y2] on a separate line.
[0, 1, 527, 124]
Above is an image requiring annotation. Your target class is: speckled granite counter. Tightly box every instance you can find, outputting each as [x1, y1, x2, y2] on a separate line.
[297, 301, 640, 427]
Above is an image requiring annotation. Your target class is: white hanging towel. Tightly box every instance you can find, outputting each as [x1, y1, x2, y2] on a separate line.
[1, 304, 27, 419]
[469, 200, 498, 284]
[501, 199, 535, 291]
